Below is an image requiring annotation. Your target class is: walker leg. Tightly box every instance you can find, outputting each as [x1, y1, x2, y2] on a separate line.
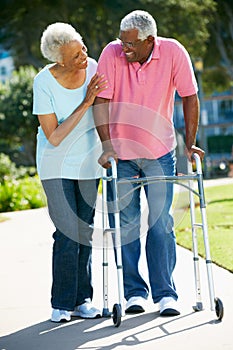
[102, 231, 111, 317]
[110, 158, 125, 326]
[200, 205, 216, 312]
[200, 203, 224, 320]
[193, 153, 224, 320]
[102, 171, 111, 318]
[189, 179, 203, 312]
[102, 158, 125, 326]
[112, 177, 125, 319]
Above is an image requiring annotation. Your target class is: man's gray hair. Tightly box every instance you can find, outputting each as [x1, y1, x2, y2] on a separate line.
[40, 22, 82, 62]
[120, 10, 157, 40]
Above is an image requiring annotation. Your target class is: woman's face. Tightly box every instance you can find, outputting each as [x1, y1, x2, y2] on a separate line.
[60, 40, 88, 70]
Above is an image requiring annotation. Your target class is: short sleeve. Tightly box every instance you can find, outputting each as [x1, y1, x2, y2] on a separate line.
[32, 75, 54, 115]
[96, 43, 117, 99]
[172, 41, 198, 97]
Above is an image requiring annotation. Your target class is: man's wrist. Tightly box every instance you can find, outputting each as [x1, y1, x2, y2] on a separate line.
[102, 140, 114, 152]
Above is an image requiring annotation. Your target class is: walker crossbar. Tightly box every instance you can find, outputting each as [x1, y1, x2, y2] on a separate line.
[116, 174, 202, 199]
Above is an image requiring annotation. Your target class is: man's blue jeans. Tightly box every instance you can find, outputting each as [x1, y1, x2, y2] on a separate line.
[108, 151, 178, 303]
[42, 178, 99, 311]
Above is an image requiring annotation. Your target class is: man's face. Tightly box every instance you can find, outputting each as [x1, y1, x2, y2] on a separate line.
[119, 29, 154, 64]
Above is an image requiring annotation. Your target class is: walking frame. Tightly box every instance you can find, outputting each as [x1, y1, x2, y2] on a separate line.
[101, 153, 224, 327]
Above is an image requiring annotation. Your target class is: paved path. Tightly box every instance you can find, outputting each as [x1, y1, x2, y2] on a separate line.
[0, 178, 232, 349]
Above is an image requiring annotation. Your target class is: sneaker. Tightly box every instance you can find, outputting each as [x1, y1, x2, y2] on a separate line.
[51, 309, 71, 322]
[159, 297, 180, 316]
[71, 299, 101, 319]
[125, 296, 146, 314]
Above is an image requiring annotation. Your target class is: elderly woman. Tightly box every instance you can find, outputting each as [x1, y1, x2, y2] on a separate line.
[33, 22, 107, 322]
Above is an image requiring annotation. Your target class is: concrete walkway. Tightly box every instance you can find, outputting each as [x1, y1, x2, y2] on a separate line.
[0, 178, 232, 349]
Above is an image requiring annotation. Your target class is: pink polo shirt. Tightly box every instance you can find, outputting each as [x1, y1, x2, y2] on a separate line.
[97, 37, 198, 159]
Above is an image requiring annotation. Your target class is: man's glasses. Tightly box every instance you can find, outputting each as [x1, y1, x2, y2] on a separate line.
[117, 38, 144, 48]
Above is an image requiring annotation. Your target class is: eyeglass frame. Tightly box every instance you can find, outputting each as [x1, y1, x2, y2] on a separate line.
[117, 37, 146, 48]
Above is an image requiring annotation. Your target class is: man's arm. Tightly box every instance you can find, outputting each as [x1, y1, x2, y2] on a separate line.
[182, 93, 205, 161]
[93, 97, 118, 168]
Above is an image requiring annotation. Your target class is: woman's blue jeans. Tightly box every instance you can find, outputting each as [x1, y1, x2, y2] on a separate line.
[107, 151, 178, 303]
[42, 178, 99, 311]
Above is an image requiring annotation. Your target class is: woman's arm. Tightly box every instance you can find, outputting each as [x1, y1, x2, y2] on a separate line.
[38, 73, 107, 146]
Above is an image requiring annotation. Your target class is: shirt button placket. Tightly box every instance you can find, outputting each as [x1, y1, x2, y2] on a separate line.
[137, 68, 145, 84]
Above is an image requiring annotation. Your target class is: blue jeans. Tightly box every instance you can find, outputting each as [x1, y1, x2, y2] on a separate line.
[108, 151, 177, 303]
[42, 178, 99, 310]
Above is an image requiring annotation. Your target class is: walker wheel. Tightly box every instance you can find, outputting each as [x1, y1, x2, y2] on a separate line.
[215, 297, 224, 321]
[112, 303, 121, 327]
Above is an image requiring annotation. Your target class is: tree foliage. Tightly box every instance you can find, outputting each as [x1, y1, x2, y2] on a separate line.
[2, 1, 232, 93]
[0, 66, 39, 165]
[203, 0, 233, 94]
[0, 0, 216, 67]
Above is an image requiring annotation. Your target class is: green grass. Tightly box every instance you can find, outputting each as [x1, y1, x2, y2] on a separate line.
[174, 184, 233, 273]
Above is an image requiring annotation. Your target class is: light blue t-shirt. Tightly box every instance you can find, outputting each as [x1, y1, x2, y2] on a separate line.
[33, 58, 102, 180]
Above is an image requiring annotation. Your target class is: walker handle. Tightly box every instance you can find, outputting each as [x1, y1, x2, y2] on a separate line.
[108, 157, 117, 179]
[192, 153, 203, 175]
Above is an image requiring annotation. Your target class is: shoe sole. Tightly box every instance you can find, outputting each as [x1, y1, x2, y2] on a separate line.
[51, 316, 71, 322]
[71, 312, 102, 319]
[160, 308, 180, 316]
[125, 305, 145, 314]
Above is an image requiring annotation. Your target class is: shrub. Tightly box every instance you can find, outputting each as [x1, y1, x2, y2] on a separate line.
[0, 153, 35, 182]
[0, 153, 46, 212]
[0, 175, 46, 212]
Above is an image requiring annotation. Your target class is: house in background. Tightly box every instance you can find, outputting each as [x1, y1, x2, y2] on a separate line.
[174, 91, 233, 177]
[0, 47, 14, 83]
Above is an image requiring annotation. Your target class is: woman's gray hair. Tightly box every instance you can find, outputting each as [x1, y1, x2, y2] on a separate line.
[120, 10, 157, 40]
[40, 22, 82, 62]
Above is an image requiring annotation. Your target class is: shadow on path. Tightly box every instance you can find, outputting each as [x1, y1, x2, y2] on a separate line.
[0, 311, 218, 350]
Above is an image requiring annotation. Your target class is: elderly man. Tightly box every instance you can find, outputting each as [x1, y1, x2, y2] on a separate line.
[94, 10, 204, 316]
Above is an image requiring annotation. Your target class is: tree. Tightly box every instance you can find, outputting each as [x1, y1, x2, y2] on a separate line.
[0, 0, 216, 67]
[0, 66, 39, 165]
[203, 0, 233, 94]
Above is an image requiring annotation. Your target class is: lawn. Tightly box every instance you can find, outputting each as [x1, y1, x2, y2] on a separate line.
[174, 183, 233, 273]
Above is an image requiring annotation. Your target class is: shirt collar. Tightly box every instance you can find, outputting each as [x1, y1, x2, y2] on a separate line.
[151, 37, 160, 60]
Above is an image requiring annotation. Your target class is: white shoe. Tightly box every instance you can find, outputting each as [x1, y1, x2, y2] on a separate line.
[159, 297, 180, 316]
[51, 309, 71, 322]
[71, 299, 101, 319]
[125, 296, 146, 314]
